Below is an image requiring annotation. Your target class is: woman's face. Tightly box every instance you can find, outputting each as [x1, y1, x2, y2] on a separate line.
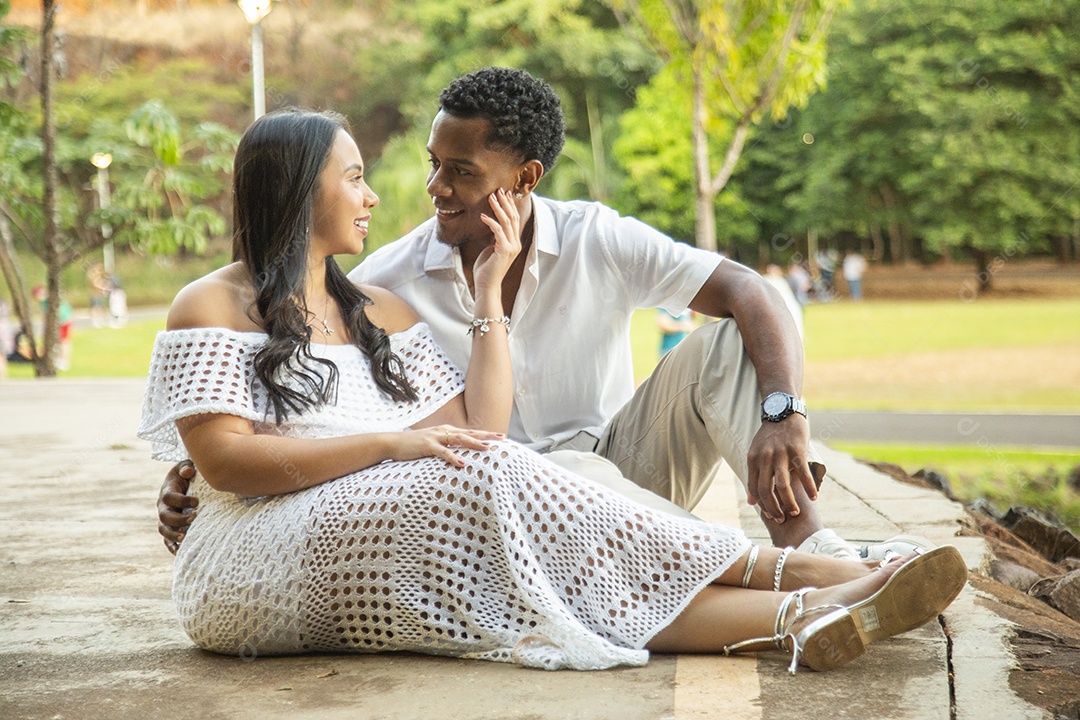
[311, 129, 379, 258]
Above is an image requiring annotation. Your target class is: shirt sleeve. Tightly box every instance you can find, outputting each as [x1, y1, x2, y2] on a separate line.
[598, 212, 723, 313]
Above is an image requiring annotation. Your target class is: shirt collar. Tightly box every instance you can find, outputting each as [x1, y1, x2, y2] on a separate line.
[531, 195, 560, 258]
[421, 196, 561, 274]
[421, 218, 457, 273]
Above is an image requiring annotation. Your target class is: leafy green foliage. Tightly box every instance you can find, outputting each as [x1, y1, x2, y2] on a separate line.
[110, 100, 235, 255]
[609, 0, 842, 249]
[346, 0, 658, 232]
[744, 0, 1080, 273]
[612, 64, 759, 247]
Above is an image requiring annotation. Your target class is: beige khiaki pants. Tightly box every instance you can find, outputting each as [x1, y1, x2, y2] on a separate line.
[546, 318, 825, 517]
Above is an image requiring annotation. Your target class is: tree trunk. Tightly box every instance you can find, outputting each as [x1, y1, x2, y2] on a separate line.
[1050, 235, 1069, 264]
[972, 247, 992, 293]
[585, 90, 608, 202]
[0, 210, 40, 363]
[869, 224, 885, 262]
[691, 60, 717, 252]
[878, 184, 910, 264]
[38, 0, 59, 377]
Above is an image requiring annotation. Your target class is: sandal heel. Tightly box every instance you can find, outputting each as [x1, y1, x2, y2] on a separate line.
[791, 609, 865, 673]
[847, 545, 968, 645]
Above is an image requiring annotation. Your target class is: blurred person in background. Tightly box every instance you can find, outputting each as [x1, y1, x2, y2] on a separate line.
[843, 251, 868, 301]
[656, 308, 695, 357]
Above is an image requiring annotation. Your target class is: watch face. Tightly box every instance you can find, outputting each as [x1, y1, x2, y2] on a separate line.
[763, 394, 789, 416]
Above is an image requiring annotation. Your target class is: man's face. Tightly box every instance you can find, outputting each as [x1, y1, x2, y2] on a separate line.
[426, 110, 523, 250]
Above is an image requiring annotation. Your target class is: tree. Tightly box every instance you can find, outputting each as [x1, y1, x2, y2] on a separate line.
[0, 55, 236, 376]
[755, 0, 1080, 291]
[610, 0, 843, 251]
[113, 100, 234, 256]
[612, 66, 758, 250]
[347, 0, 659, 254]
[0, 0, 37, 365]
[38, 0, 62, 376]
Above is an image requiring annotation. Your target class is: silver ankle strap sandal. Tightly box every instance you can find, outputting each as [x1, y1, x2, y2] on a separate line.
[722, 588, 865, 674]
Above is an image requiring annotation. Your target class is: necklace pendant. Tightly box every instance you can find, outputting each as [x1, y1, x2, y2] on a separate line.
[321, 320, 334, 335]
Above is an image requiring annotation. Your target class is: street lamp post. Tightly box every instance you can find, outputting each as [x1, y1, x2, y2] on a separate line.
[91, 152, 114, 275]
[238, 0, 273, 120]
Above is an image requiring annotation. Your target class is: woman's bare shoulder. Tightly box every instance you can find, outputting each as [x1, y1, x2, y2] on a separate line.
[167, 263, 262, 332]
[358, 283, 421, 335]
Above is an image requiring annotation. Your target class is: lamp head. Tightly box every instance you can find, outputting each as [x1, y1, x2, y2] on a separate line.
[91, 152, 112, 169]
[238, 0, 272, 24]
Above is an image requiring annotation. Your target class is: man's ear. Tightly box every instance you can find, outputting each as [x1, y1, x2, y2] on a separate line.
[516, 159, 545, 196]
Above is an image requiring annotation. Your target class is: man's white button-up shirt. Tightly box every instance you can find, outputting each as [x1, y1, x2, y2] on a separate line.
[348, 196, 722, 451]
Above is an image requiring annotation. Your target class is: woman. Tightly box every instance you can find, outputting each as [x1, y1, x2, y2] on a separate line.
[138, 109, 966, 672]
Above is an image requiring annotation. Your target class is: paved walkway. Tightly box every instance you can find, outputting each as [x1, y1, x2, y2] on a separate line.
[0, 380, 1044, 719]
[814, 411, 1080, 448]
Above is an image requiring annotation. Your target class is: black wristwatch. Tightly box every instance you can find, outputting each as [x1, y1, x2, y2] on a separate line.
[761, 392, 807, 422]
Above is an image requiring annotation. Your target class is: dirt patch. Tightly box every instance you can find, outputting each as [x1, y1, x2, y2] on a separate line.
[807, 342, 1080, 410]
[970, 574, 1080, 718]
[829, 259, 1080, 301]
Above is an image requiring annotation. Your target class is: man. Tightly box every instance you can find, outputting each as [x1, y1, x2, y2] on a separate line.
[843, 250, 869, 301]
[159, 67, 919, 561]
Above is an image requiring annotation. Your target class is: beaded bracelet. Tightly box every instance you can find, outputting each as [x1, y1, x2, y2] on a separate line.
[773, 546, 794, 592]
[467, 316, 511, 337]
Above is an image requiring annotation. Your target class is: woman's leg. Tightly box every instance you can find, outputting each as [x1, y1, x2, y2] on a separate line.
[718, 546, 877, 591]
[646, 558, 901, 653]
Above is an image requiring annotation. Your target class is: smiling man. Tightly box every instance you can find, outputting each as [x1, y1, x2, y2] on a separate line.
[348, 67, 897, 559]
[158, 67, 922, 561]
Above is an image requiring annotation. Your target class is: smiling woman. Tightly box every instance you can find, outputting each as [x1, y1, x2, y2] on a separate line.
[310, 131, 377, 259]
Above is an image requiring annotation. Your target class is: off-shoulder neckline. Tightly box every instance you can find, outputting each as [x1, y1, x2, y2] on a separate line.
[156, 322, 429, 346]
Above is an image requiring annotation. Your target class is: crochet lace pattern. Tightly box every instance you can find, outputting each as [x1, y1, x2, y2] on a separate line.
[138, 324, 750, 670]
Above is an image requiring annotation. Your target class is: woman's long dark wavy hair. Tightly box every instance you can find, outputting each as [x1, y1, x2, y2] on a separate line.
[232, 109, 417, 423]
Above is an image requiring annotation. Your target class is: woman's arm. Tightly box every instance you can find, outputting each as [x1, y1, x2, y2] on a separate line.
[164, 264, 501, 498]
[460, 189, 520, 431]
[177, 412, 501, 496]
[414, 190, 522, 433]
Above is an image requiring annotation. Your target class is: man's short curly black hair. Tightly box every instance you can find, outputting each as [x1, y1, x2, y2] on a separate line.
[438, 67, 566, 172]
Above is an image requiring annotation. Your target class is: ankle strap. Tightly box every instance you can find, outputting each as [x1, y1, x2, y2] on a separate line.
[773, 588, 807, 649]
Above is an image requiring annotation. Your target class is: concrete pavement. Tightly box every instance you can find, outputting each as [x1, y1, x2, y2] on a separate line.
[813, 411, 1080, 448]
[0, 379, 1045, 719]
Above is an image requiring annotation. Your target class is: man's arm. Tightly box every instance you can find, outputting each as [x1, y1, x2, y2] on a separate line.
[158, 461, 198, 554]
[688, 259, 817, 524]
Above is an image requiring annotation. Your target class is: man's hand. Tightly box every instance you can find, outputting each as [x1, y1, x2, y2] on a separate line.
[157, 460, 198, 555]
[745, 415, 817, 524]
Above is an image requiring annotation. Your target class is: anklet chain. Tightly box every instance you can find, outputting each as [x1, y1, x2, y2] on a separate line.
[774, 546, 793, 592]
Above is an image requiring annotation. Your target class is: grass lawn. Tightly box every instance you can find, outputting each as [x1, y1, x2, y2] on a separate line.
[4, 317, 165, 379]
[802, 298, 1080, 411]
[832, 441, 1080, 532]
[10, 297, 1079, 409]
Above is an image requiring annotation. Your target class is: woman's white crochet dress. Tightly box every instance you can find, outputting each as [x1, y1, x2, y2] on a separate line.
[138, 324, 750, 670]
